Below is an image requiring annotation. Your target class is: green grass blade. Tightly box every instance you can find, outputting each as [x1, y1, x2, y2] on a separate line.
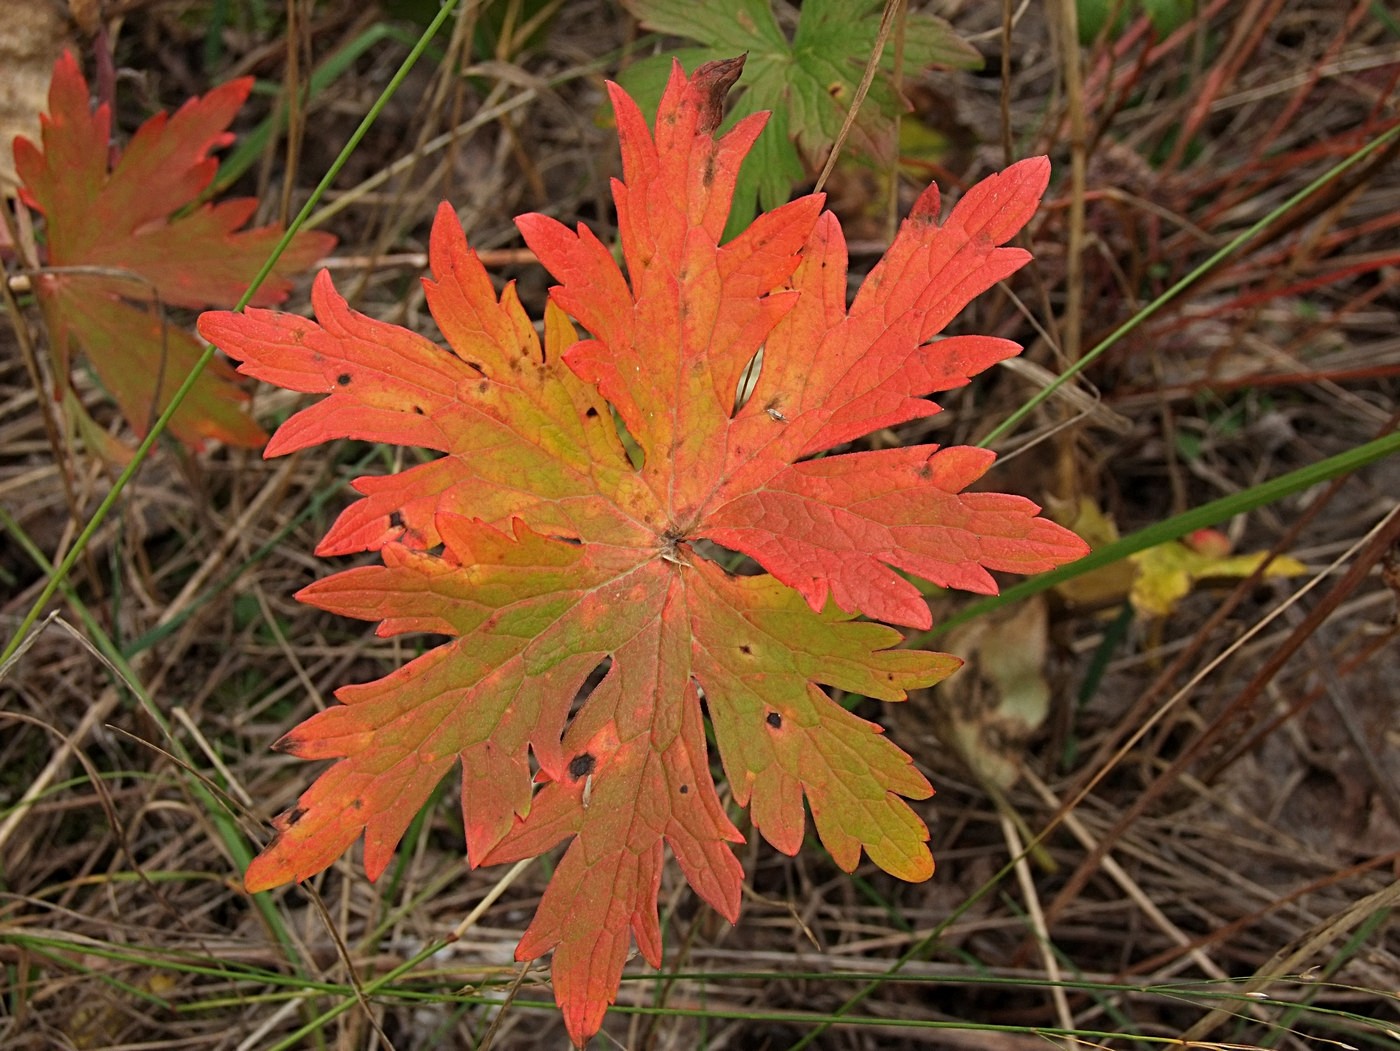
[978, 120, 1400, 450]
[922, 428, 1400, 642]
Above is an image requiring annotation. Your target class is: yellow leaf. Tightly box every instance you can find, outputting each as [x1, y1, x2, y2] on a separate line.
[1130, 539, 1306, 618]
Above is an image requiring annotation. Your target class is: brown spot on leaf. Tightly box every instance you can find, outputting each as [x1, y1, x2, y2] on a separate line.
[679, 784, 690, 795]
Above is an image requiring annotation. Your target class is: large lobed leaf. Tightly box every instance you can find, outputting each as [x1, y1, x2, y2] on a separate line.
[199, 57, 1086, 1046]
[12, 51, 334, 449]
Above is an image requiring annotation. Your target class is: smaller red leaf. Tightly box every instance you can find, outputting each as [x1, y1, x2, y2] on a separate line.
[14, 51, 333, 449]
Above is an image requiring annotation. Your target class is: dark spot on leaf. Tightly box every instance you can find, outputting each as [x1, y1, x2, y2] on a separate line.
[766, 712, 782, 729]
[568, 753, 596, 780]
[285, 807, 307, 827]
[549, 534, 582, 546]
[702, 154, 716, 187]
[477, 380, 489, 395]
[739, 644, 753, 655]
[388, 511, 405, 529]
[918, 463, 933, 479]
[350, 798, 364, 810]
[679, 784, 690, 795]
[336, 373, 351, 386]
[412, 405, 425, 415]
[585, 407, 599, 418]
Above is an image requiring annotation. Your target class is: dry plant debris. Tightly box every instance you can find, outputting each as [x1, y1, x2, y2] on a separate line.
[1, 1, 1397, 1048]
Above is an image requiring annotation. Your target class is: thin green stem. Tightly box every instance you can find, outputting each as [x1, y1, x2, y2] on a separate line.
[920, 428, 1400, 644]
[978, 121, 1400, 450]
[0, 507, 301, 967]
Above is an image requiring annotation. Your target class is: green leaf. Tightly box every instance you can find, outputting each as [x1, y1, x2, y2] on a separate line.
[620, 0, 982, 236]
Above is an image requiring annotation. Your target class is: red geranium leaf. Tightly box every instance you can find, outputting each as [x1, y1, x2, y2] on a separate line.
[199, 56, 1087, 1046]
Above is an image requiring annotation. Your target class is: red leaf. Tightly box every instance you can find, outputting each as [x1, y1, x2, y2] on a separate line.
[12, 51, 334, 449]
[201, 55, 1087, 1046]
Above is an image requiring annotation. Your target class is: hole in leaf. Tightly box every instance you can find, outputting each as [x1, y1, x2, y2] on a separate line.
[679, 784, 690, 795]
[563, 657, 611, 741]
[732, 345, 764, 415]
[568, 753, 596, 780]
[765, 711, 782, 729]
[336, 373, 351, 386]
[610, 405, 644, 470]
[689, 538, 763, 576]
